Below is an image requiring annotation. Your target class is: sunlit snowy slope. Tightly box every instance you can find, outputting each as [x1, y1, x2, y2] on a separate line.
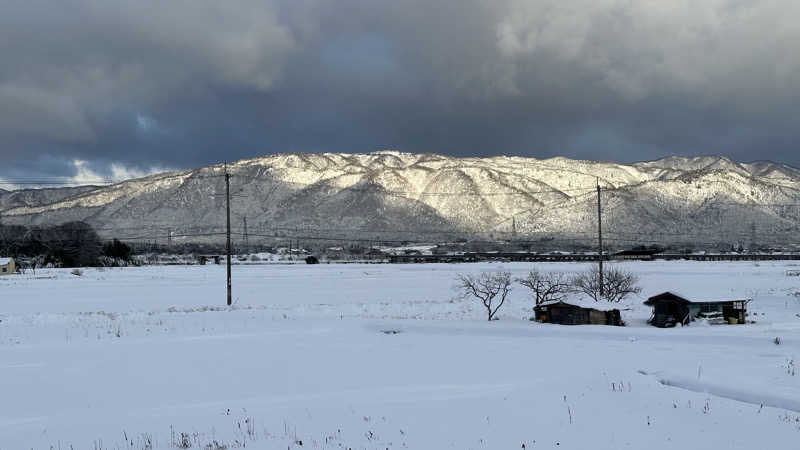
[2, 152, 799, 244]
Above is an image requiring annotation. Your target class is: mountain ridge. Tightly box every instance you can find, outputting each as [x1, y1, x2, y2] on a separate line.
[2, 152, 799, 248]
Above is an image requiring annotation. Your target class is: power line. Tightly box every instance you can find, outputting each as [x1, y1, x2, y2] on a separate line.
[31, 225, 795, 244]
[6, 228, 791, 250]
[9, 219, 798, 243]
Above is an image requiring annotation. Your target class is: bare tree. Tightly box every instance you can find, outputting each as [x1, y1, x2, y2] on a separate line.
[603, 266, 643, 302]
[571, 266, 641, 302]
[571, 268, 602, 301]
[516, 270, 571, 305]
[455, 271, 513, 321]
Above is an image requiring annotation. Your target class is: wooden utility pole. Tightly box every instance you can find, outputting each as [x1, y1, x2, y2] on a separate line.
[225, 168, 232, 306]
[243, 216, 249, 249]
[597, 179, 604, 296]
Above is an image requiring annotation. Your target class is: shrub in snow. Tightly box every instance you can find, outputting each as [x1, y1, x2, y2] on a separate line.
[455, 271, 513, 321]
[71, 268, 83, 277]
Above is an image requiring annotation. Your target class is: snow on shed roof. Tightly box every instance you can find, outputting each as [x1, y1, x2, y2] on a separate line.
[645, 291, 691, 304]
[537, 296, 622, 312]
[645, 291, 751, 305]
[0, 257, 13, 265]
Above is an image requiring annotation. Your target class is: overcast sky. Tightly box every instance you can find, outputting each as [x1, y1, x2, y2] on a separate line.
[2, 0, 800, 182]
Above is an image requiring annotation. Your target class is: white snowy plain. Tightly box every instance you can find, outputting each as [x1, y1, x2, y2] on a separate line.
[1, 261, 800, 449]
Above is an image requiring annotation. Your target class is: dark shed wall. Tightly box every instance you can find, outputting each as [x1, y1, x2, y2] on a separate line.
[548, 305, 589, 325]
[536, 304, 622, 326]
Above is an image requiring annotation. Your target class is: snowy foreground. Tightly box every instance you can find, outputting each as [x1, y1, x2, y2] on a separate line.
[1, 261, 800, 449]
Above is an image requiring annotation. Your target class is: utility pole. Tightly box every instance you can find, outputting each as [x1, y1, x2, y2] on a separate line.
[597, 178, 604, 297]
[225, 167, 232, 306]
[167, 228, 172, 247]
[243, 216, 249, 249]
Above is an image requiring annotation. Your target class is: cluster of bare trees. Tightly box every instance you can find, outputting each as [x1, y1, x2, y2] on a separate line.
[456, 266, 641, 321]
[570, 266, 642, 302]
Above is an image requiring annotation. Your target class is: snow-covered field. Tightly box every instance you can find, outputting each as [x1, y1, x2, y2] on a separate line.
[1, 261, 800, 449]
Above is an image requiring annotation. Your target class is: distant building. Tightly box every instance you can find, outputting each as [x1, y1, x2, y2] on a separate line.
[196, 255, 222, 265]
[644, 291, 750, 327]
[533, 298, 623, 326]
[432, 244, 461, 255]
[0, 257, 16, 275]
[613, 249, 663, 261]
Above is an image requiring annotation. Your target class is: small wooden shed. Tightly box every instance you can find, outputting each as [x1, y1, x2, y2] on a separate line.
[534, 298, 623, 326]
[644, 291, 750, 327]
[0, 257, 16, 275]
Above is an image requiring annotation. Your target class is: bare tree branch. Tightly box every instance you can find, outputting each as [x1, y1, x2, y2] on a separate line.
[455, 271, 513, 321]
[571, 266, 641, 302]
[516, 270, 571, 305]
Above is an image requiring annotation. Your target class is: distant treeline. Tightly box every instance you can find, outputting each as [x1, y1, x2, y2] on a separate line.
[0, 221, 131, 267]
[0, 220, 773, 268]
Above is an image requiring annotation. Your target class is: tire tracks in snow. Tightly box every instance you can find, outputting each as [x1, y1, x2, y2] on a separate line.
[639, 370, 800, 413]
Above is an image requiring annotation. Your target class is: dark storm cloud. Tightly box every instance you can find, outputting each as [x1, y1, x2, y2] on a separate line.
[2, 0, 800, 181]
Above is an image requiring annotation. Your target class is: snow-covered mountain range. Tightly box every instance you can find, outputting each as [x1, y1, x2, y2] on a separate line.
[2, 152, 799, 247]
